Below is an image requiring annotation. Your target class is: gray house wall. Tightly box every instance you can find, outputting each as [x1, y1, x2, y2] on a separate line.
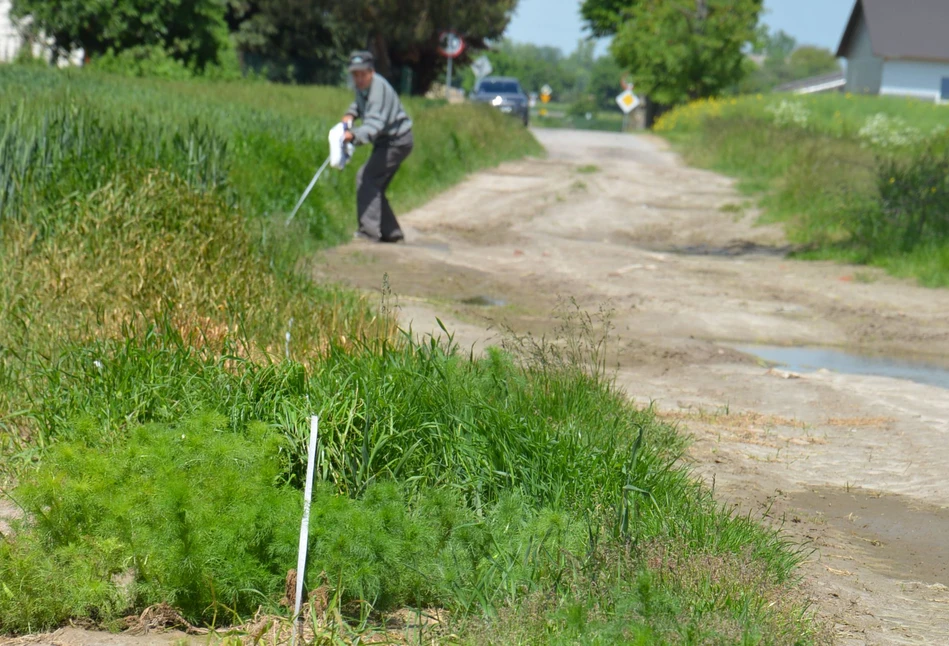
[845, 8, 884, 94]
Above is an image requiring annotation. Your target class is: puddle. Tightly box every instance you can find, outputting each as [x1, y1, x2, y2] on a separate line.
[790, 487, 949, 585]
[671, 241, 791, 257]
[731, 344, 949, 390]
[461, 295, 507, 307]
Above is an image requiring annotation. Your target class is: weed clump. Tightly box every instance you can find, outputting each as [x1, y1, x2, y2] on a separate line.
[843, 147, 949, 254]
[1, 414, 298, 630]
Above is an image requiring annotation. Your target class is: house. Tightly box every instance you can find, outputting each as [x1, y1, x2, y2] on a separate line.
[837, 0, 949, 102]
[0, 0, 22, 62]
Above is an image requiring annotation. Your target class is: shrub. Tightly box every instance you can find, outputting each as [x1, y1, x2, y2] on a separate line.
[857, 113, 923, 149]
[843, 147, 949, 253]
[568, 94, 599, 118]
[2, 413, 300, 629]
[92, 46, 195, 81]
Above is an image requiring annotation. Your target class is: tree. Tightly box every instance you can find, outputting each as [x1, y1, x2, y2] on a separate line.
[226, 0, 356, 83]
[481, 39, 573, 97]
[12, 0, 230, 69]
[581, 0, 636, 37]
[589, 54, 624, 109]
[788, 46, 841, 79]
[737, 27, 841, 94]
[339, 0, 517, 94]
[586, 0, 763, 106]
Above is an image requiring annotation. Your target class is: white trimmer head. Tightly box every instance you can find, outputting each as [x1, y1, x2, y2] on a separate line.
[329, 122, 355, 170]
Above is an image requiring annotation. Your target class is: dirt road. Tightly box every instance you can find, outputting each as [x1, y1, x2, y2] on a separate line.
[316, 128, 949, 645]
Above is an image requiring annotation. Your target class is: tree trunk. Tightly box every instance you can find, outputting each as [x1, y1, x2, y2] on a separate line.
[370, 32, 392, 80]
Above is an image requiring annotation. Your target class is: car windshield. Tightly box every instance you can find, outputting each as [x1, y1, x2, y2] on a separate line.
[478, 81, 521, 94]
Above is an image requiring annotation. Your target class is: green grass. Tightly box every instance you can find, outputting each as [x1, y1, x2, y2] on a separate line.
[0, 65, 820, 643]
[656, 93, 949, 285]
[2, 320, 818, 643]
[0, 65, 540, 454]
[533, 110, 627, 133]
[0, 66, 542, 246]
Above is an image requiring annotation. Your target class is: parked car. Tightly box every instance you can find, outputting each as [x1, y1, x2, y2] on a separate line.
[471, 77, 530, 126]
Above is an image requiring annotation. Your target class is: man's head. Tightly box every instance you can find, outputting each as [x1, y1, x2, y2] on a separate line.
[348, 51, 374, 90]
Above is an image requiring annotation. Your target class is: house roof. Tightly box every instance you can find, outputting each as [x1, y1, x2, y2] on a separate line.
[837, 0, 949, 62]
[775, 72, 846, 95]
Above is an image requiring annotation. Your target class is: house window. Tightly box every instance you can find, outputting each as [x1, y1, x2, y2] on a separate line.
[942, 77, 949, 102]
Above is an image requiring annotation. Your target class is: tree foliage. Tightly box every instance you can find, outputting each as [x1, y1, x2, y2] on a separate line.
[341, 0, 518, 94]
[586, 0, 763, 105]
[581, 0, 636, 38]
[11, 0, 230, 70]
[226, 0, 355, 84]
[13, 0, 516, 92]
[739, 27, 842, 93]
[464, 39, 624, 110]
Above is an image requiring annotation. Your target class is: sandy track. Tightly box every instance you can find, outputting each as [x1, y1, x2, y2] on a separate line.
[315, 128, 949, 644]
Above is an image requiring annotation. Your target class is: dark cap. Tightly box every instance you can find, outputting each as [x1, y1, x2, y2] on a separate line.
[348, 51, 374, 72]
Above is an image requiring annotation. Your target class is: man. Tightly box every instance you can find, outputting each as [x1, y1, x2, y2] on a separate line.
[342, 50, 414, 243]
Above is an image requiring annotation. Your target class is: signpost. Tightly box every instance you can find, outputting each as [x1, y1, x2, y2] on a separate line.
[616, 87, 641, 132]
[539, 84, 552, 117]
[438, 30, 466, 99]
[471, 55, 493, 81]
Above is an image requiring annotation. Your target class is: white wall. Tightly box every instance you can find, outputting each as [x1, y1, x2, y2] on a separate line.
[881, 60, 949, 103]
[0, 0, 22, 62]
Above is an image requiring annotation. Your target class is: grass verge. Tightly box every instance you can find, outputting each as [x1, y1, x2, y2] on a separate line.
[656, 93, 949, 286]
[0, 66, 819, 643]
[2, 323, 819, 643]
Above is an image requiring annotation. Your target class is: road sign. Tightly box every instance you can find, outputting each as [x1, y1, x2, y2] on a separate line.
[616, 89, 641, 114]
[540, 84, 552, 105]
[438, 30, 465, 97]
[437, 31, 466, 59]
[471, 55, 492, 79]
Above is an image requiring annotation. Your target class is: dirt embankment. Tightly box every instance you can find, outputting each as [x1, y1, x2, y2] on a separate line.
[314, 128, 949, 645]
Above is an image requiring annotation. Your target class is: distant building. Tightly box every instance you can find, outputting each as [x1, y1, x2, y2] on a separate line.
[0, 0, 22, 62]
[837, 0, 949, 102]
[775, 72, 846, 96]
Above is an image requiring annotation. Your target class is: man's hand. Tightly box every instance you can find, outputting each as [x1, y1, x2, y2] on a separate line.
[342, 115, 355, 127]
[343, 130, 355, 143]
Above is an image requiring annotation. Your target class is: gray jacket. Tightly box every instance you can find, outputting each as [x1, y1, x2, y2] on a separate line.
[346, 74, 413, 146]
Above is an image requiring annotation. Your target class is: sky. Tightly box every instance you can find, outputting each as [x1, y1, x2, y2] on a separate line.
[506, 0, 856, 56]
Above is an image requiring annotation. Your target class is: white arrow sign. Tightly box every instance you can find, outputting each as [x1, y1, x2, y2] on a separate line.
[471, 55, 493, 79]
[616, 89, 641, 114]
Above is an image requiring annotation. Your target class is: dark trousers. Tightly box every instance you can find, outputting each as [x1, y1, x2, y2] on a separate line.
[356, 131, 413, 241]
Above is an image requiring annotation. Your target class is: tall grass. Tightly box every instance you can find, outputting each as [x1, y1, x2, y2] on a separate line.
[0, 65, 539, 453]
[0, 67, 818, 643]
[0, 66, 542, 245]
[2, 321, 817, 643]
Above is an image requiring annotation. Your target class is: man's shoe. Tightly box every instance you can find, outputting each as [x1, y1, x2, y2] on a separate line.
[381, 232, 405, 243]
[353, 231, 378, 243]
